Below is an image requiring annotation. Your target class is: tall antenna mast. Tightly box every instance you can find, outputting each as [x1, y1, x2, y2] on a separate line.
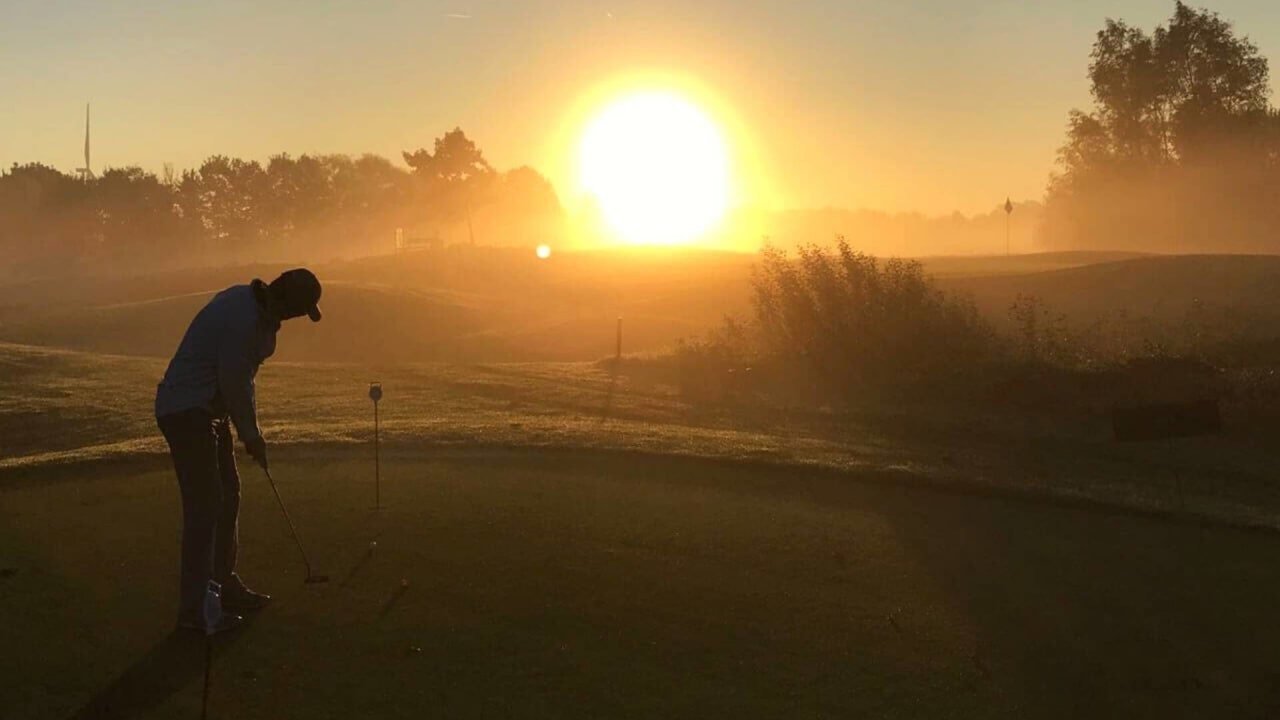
[77, 104, 94, 181]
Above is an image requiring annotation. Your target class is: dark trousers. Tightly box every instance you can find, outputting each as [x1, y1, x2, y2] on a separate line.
[157, 408, 242, 622]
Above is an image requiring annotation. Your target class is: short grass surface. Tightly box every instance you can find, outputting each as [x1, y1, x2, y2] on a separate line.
[4, 448, 1280, 719]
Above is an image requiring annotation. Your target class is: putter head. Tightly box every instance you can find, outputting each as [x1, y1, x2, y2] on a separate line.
[305, 574, 330, 584]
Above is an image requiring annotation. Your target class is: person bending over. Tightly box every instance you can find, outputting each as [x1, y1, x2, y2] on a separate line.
[155, 268, 322, 633]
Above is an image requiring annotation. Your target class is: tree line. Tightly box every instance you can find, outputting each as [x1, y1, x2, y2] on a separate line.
[0, 128, 563, 274]
[6, 2, 1276, 274]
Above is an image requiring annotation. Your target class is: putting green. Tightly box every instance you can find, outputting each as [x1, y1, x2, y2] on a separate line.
[3, 448, 1279, 718]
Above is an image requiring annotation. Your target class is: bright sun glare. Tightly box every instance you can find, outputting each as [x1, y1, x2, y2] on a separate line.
[579, 91, 730, 245]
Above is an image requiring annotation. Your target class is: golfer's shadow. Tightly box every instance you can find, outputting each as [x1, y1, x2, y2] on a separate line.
[67, 627, 246, 720]
[340, 549, 374, 588]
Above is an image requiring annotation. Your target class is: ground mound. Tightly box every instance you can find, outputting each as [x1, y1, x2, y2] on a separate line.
[938, 254, 1280, 326]
[5, 250, 1280, 362]
[0, 248, 756, 362]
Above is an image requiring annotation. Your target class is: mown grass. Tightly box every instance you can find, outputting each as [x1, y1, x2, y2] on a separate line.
[4, 450, 1280, 719]
[4, 337, 1280, 717]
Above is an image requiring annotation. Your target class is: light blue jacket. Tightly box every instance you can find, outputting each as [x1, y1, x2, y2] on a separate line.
[155, 280, 280, 442]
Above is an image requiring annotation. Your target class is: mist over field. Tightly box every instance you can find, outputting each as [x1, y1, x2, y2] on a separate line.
[7, 2, 1280, 719]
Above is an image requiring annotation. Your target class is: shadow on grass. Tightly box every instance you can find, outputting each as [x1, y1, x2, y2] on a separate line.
[378, 584, 409, 620]
[67, 627, 247, 720]
[340, 549, 374, 588]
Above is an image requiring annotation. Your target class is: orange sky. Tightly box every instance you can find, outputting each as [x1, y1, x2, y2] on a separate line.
[4, 1, 1279, 215]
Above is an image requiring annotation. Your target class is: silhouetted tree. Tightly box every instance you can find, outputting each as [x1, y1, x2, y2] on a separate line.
[1044, 2, 1280, 252]
[403, 128, 495, 244]
[0, 129, 559, 273]
[176, 156, 268, 262]
[323, 153, 413, 256]
[0, 163, 95, 272]
[94, 166, 184, 261]
[494, 166, 561, 218]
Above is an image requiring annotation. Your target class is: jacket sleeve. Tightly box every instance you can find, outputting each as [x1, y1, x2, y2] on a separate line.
[217, 314, 262, 443]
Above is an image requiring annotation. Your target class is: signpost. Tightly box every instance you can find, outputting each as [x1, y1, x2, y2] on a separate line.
[1004, 197, 1013, 256]
[369, 382, 383, 508]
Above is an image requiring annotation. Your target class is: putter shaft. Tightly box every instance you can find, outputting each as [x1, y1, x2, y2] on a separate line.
[262, 466, 319, 580]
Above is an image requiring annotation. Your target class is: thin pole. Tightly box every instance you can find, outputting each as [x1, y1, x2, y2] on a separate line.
[1006, 212, 1010, 257]
[374, 401, 380, 509]
[466, 198, 475, 246]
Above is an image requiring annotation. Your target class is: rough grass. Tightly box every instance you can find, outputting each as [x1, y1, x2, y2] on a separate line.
[0, 249, 757, 364]
[938, 254, 1280, 329]
[4, 450, 1280, 719]
[4, 342, 1280, 533]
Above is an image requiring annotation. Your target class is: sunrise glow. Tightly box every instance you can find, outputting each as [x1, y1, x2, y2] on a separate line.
[578, 91, 730, 245]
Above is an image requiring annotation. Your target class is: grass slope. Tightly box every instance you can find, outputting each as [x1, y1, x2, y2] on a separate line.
[939, 254, 1280, 327]
[916, 251, 1151, 278]
[0, 248, 756, 363]
[5, 249, 1280, 363]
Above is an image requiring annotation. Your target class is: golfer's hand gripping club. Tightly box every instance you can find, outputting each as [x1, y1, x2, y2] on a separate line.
[244, 435, 269, 470]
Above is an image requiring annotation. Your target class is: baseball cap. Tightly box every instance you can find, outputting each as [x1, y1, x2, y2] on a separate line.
[270, 268, 323, 322]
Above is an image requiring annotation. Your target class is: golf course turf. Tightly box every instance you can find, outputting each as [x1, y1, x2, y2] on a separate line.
[4, 448, 1279, 719]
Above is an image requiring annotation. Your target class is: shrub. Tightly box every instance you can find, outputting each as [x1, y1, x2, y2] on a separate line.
[749, 239, 998, 400]
[668, 243, 1280, 428]
[670, 316, 766, 404]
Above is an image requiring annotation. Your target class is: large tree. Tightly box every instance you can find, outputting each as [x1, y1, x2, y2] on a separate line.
[403, 128, 495, 244]
[177, 155, 269, 261]
[0, 163, 96, 272]
[1044, 2, 1280, 252]
[94, 166, 184, 260]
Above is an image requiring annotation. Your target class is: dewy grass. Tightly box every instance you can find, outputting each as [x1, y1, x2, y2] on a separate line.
[4, 452, 1280, 718]
[4, 341, 1279, 532]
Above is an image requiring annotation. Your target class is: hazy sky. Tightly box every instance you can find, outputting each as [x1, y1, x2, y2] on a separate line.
[3, 0, 1278, 214]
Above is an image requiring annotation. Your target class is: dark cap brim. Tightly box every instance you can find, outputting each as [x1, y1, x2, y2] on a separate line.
[307, 306, 322, 322]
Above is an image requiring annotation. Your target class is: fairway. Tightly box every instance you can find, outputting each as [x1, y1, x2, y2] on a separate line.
[13, 1, 1280, 718]
[4, 448, 1279, 719]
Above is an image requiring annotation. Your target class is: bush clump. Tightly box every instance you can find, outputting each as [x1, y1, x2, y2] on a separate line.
[673, 239, 1001, 406]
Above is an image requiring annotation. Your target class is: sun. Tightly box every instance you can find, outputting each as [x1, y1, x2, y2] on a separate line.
[578, 91, 730, 245]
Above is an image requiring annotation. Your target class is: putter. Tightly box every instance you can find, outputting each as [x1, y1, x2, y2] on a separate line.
[262, 466, 329, 584]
